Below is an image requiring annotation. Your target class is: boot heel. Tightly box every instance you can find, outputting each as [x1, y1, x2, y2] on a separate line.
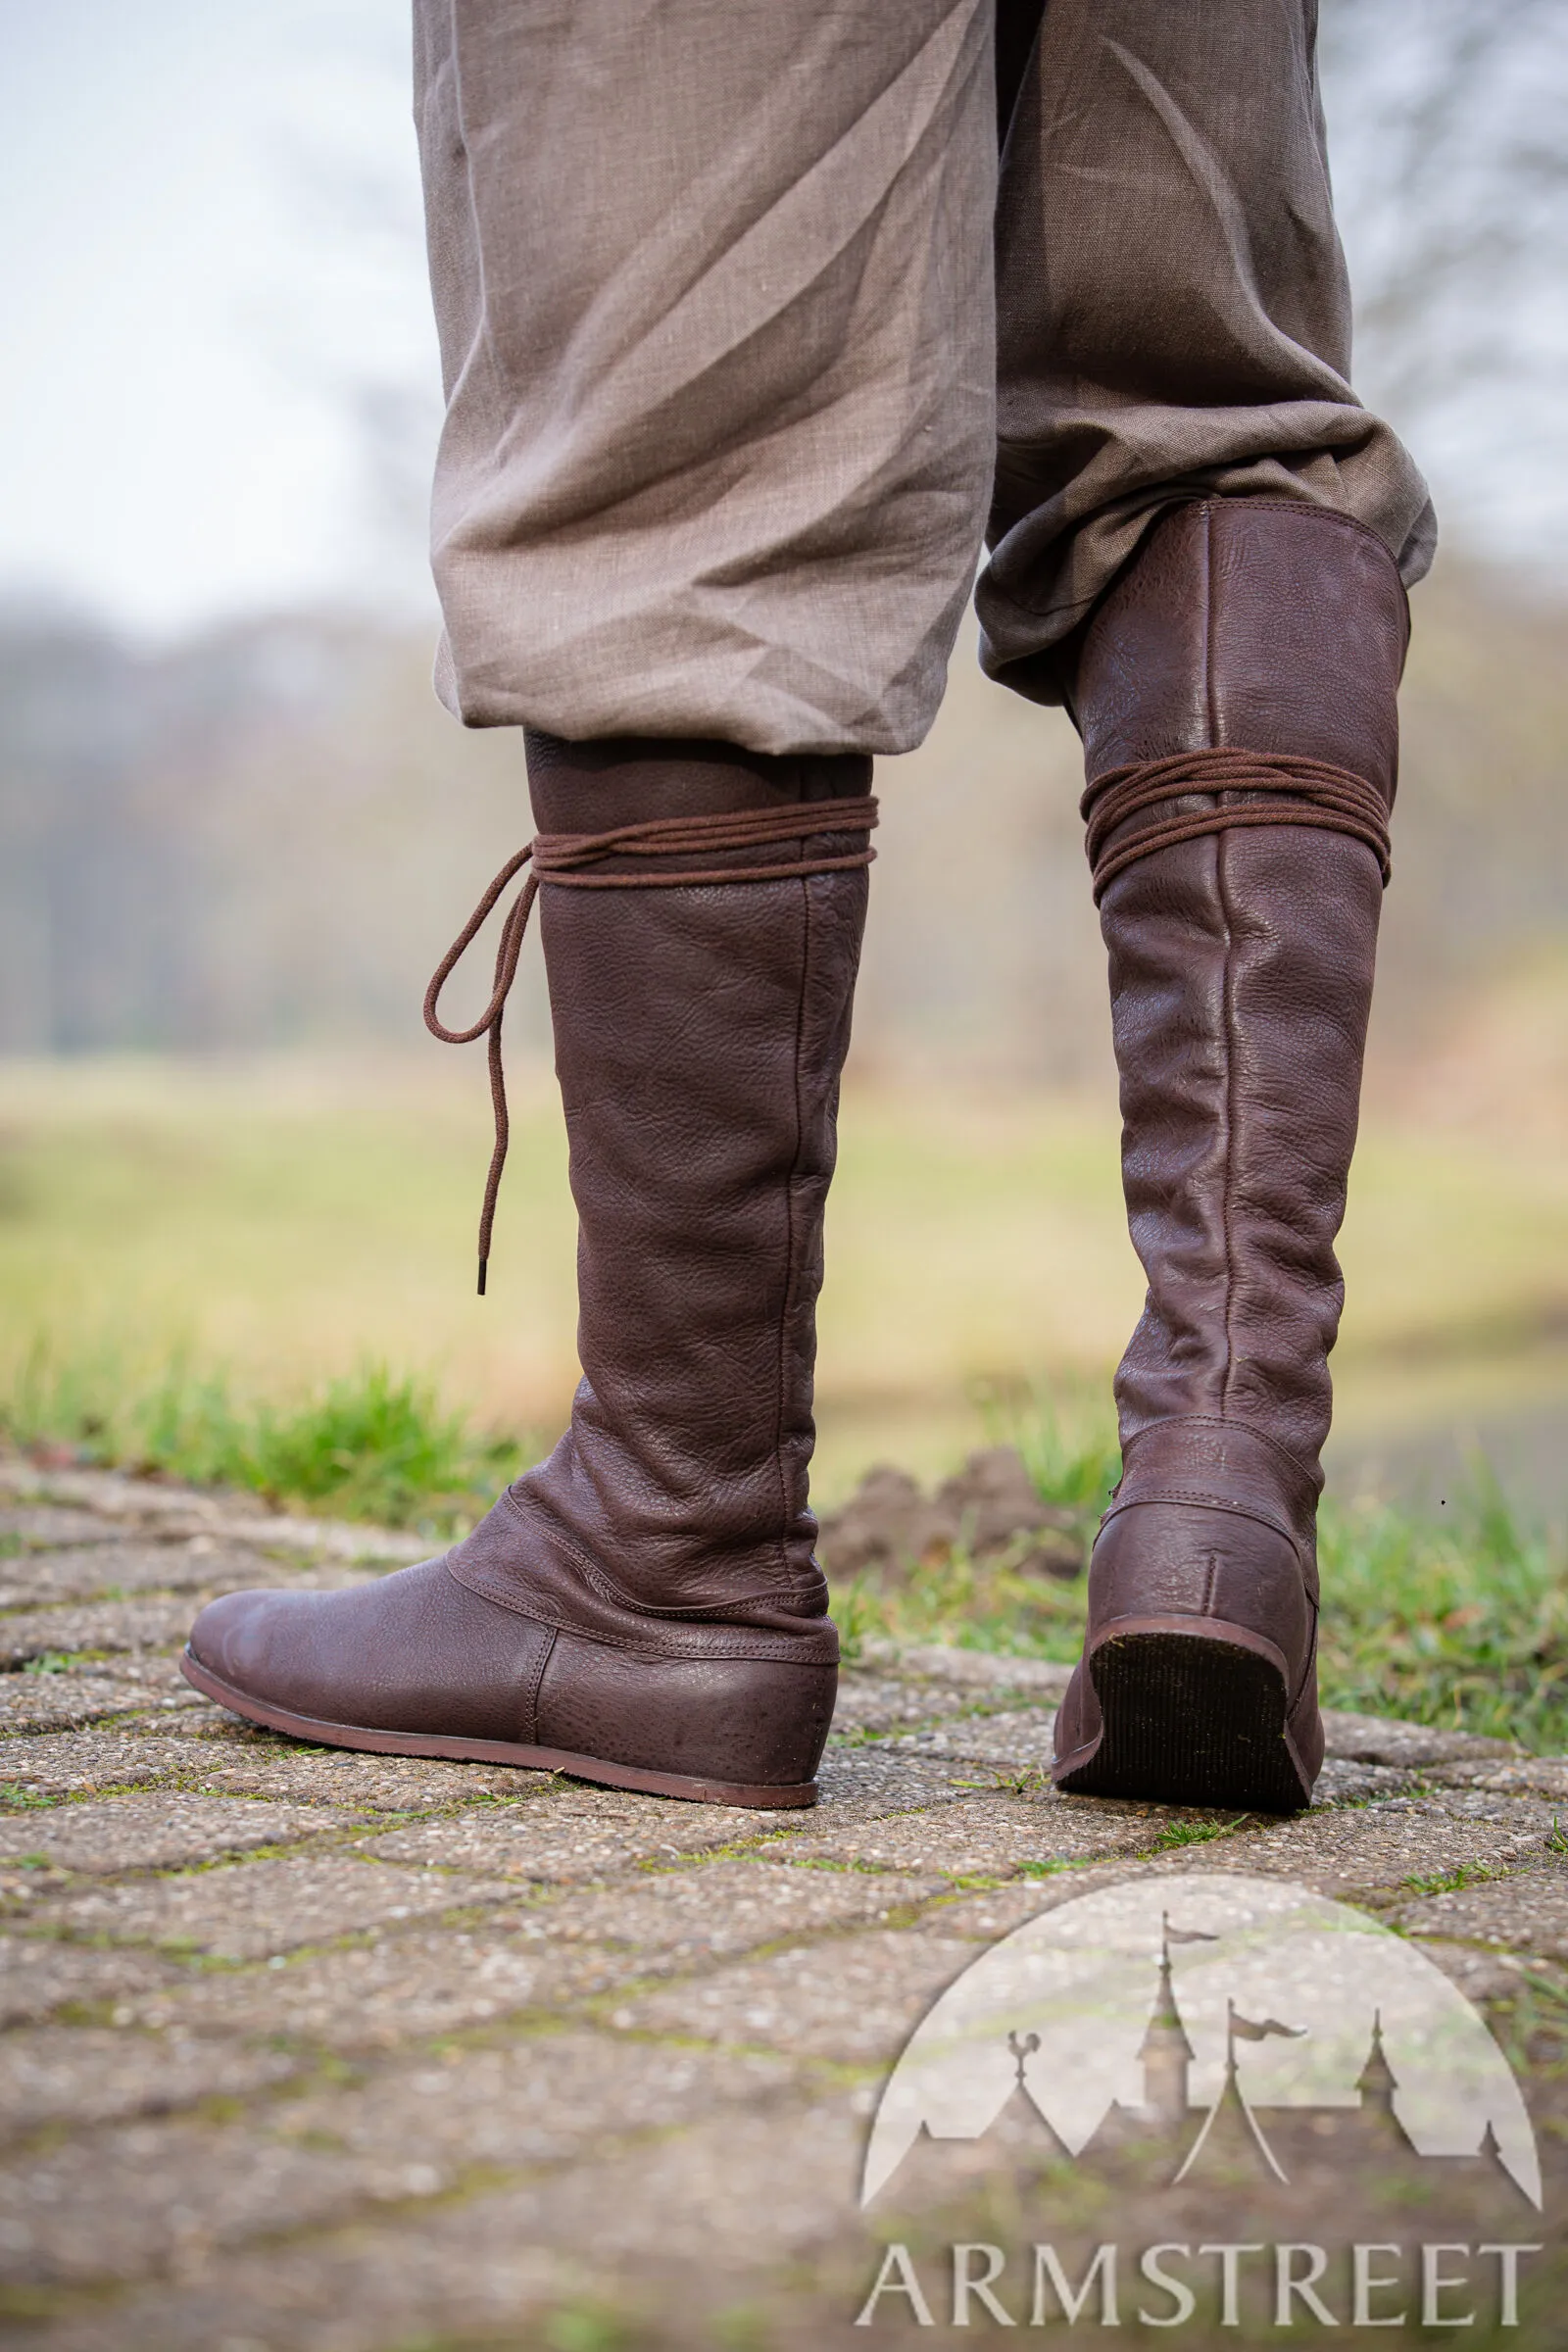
[1054, 1617, 1312, 1813]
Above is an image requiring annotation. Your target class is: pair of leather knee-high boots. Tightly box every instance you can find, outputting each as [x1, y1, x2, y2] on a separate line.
[184, 499, 1408, 1814]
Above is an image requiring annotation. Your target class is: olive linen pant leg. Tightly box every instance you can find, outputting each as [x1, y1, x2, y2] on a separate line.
[415, 1, 1433, 759]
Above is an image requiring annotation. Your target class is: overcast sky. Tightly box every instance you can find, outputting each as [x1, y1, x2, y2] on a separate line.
[1, 0, 1563, 639]
[0, 0, 434, 633]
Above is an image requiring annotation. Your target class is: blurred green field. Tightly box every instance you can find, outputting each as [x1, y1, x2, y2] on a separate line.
[11, 1051, 1568, 1746]
[5, 1052, 1568, 1510]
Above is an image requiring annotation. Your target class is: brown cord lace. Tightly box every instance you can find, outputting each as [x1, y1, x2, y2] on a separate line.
[1081, 749, 1392, 905]
[423, 796, 879, 1293]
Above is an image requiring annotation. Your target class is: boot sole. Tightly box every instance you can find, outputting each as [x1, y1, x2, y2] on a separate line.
[1054, 1617, 1311, 1813]
[179, 1650, 818, 1809]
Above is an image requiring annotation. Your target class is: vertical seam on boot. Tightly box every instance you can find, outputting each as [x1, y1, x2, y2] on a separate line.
[523, 1625, 555, 1746]
[1217, 838, 1240, 1418]
[1206, 504, 1240, 1417]
[774, 868, 814, 1594]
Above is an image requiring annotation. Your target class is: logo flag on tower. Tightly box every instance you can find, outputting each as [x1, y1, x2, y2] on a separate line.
[1231, 2011, 1306, 2042]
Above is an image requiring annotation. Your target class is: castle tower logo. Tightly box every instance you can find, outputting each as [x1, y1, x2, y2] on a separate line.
[863, 1873, 1541, 2209]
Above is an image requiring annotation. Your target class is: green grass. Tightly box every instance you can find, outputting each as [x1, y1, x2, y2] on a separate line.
[1400, 1862, 1505, 1895]
[10, 1052, 1568, 1511]
[1148, 1816, 1249, 1849]
[1318, 1469, 1568, 1750]
[837, 1407, 1568, 1756]
[6, 1344, 1568, 1755]
[2, 1348, 527, 1535]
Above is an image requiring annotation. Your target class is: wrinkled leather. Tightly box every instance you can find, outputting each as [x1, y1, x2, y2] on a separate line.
[1076, 500, 1407, 796]
[187, 735, 866, 1792]
[1054, 501, 1408, 1792]
[1097, 1414, 1322, 1573]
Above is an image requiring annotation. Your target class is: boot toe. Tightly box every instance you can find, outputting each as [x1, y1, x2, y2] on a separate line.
[185, 1566, 445, 1725]
[186, 1586, 284, 1693]
[184, 1557, 550, 1740]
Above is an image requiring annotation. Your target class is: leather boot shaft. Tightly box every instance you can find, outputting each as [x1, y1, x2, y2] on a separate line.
[1079, 501, 1407, 1476]
[1055, 499, 1408, 1809]
[185, 735, 870, 1803]
[464, 733, 871, 1634]
[1076, 498, 1407, 791]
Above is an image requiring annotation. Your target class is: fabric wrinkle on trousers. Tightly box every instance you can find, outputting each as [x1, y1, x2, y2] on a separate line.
[416, 0, 1435, 760]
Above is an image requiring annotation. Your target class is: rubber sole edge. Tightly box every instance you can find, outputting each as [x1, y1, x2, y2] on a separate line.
[1052, 1615, 1313, 1813]
[178, 1648, 817, 1809]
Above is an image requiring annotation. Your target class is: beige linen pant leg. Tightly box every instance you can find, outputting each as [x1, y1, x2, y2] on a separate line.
[416, 1, 1433, 758]
[979, 0, 1436, 702]
[415, 0, 999, 758]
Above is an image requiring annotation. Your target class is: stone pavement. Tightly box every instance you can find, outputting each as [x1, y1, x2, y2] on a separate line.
[2, 1458, 1567, 2349]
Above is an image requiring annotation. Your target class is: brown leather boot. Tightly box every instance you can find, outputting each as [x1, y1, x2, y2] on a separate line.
[1052, 500, 1409, 1812]
[182, 736, 874, 1806]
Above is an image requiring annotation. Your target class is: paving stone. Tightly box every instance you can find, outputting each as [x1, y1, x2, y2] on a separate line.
[829, 1674, 992, 1737]
[0, 1462, 225, 1521]
[883, 1706, 1060, 1772]
[357, 1785, 794, 1882]
[1319, 1706, 1515, 1768]
[109, 1865, 1047, 2060]
[22, 1853, 518, 1960]
[1394, 1868, 1568, 1955]
[0, 2231, 568, 2352]
[854, 1641, 1073, 1695]
[1429, 1753, 1568, 1800]
[0, 2024, 302, 2138]
[9, 1464, 1568, 2349]
[908, 1868, 1132, 1941]
[1412, 1936, 1560, 2005]
[0, 1793, 359, 1875]
[272, 2029, 795, 2178]
[799, 1744, 987, 1821]
[614, 1930, 976, 2063]
[0, 1508, 130, 1550]
[0, 1718, 552, 1812]
[507, 1853, 946, 1955]
[0, 1665, 208, 1737]
[1311, 1754, 1422, 1804]
[38, 2096, 868, 2352]
[0, 1596, 194, 1669]
[0, 1934, 181, 2029]
[523, 2089, 862, 2265]
[874, 1707, 1424, 1797]
[119, 1928, 628, 2049]
[0, 2029, 793, 2292]
[1172, 1791, 1565, 1898]
[0, 2113, 396, 2289]
[1429, 1785, 1565, 1825]
[771, 1788, 1173, 1877]
[71, 1647, 205, 1697]
[0, 1543, 299, 1611]
[0, 1722, 264, 1798]
[111, 1864, 944, 2056]
[167, 1740, 554, 1811]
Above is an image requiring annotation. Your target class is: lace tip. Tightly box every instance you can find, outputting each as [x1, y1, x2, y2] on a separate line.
[476, 1258, 488, 1298]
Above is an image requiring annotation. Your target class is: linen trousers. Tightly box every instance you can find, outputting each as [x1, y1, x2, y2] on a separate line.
[415, 0, 1435, 758]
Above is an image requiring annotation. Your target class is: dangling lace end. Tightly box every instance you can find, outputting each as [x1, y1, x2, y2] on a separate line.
[425, 850, 535, 1298]
[426, 803, 877, 1295]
